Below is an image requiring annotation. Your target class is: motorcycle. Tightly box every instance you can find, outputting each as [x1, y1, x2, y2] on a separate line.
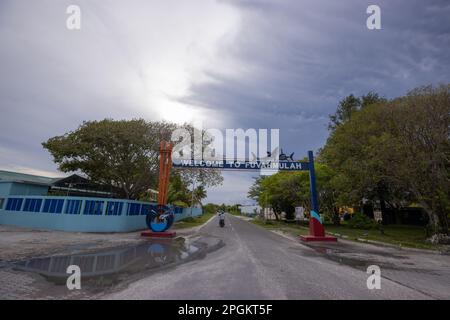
[219, 219, 225, 228]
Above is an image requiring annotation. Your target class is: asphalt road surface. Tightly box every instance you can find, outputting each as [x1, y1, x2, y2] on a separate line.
[105, 214, 448, 299]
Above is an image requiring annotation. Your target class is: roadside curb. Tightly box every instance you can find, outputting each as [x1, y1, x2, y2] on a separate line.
[173, 214, 216, 238]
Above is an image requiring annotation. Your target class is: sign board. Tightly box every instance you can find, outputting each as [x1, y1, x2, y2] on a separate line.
[172, 159, 310, 171]
[374, 210, 382, 222]
[295, 206, 305, 220]
[171, 150, 335, 241]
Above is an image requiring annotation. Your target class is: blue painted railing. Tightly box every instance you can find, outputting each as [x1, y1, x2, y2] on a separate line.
[0, 195, 202, 232]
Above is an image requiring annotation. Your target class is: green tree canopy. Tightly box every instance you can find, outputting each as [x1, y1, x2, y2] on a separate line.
[328, 92, 386, 131]
[43, 119, 175, 199]
[321, 85, 450, 235]
[43, 118, 223, 203]
[248, 164, 338, 222]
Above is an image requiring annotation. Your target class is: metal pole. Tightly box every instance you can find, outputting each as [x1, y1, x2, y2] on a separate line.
[306, 150, 328, 238]
[308, 150, 319, 213]
[300, 151, 337, 241]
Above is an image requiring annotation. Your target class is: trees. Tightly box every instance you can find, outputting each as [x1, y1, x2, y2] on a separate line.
[249, 85, 449, 238]
[328, 94, 361, 131]
[322, 91, 410, 224]
[174, 124, 224, 191]
[177, 168, 223, 194]
[255, 174, 293, 220]
[167, 172, 191, 206]
[174, 160, 223, 210]
[247, 164, 339, 222]
[247, 85, 449, 238]
[167, 172, 211, 207]
[171, 123, 224, 206]
[385, 85, 450, 234]
[321, 101, 409, 222]
[328, 92, 386, 131]
[321, 85, 450, 236]
[43, 119, 223, 203]
[192, 185, 207, 206]
[203, 203, 219, 214]
[43, 119, 175, 199]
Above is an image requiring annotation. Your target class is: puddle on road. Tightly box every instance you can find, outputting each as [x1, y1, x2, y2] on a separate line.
[10, 236, 224, 295]
[290, 243, 421, 272]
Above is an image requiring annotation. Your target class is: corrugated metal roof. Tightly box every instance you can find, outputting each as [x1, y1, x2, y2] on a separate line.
[0, 170, 63, 185]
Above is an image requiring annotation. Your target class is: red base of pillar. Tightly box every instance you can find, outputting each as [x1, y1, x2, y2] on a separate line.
[141, 231, 177, 238]
[299, 235, 338, 242]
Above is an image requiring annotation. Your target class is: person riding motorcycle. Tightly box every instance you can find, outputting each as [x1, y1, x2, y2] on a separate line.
[218, 211, 225, 227]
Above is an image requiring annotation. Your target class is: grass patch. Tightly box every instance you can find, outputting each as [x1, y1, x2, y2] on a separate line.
[173, 212, 215, 229]
[324, 223, 439, 250]
[252, 218, 441, 250]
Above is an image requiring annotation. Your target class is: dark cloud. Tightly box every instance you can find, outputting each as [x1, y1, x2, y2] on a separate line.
[0, 0, 449, 204]
[183, 0, 450, 154]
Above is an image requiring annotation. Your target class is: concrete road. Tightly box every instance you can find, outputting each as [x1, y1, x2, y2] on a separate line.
[105, 214, 448, 299]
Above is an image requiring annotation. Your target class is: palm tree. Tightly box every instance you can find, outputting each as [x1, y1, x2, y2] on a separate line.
[192, 186, 207, 206]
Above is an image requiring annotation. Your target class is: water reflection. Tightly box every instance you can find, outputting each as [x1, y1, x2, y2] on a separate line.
[13, 237, 220, 290]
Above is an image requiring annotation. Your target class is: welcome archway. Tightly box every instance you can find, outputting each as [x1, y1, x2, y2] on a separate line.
[145, 141, 336, 242]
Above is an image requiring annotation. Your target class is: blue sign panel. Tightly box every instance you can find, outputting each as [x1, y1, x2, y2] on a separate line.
[172, 159, 310, 171]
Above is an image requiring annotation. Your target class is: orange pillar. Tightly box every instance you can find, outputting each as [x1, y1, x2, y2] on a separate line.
[157, 141, 173, 206]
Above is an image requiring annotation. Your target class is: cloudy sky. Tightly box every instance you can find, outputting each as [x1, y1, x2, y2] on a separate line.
[0, 0, 449, 204]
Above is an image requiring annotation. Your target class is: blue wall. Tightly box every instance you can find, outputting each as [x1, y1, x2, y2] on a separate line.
[0, 195, 202, 233]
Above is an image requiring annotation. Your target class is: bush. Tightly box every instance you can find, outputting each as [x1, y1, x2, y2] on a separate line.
[347, 213, 379, 230]
[322, 213, 334, 224]
[284, 211, 295, 220]
[427, 233, 450, 245]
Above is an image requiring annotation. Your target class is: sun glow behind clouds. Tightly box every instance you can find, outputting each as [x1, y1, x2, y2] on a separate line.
[0, 0, 241, 176]
[129, 0, 242, 125]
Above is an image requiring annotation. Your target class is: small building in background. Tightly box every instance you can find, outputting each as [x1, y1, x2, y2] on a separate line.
[0, 170, 119, 198]
[0, 170, 179, 233]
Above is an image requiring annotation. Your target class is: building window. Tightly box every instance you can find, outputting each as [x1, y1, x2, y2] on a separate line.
[42, 199, 64, 214]
[140, 204, 154, 215]
[127, 203, 141, 216]
[6, 198, 23, 211]
[174, 206, 183, 214]
[106, 202, 123, 216]
[65, 200, 82, 215]
[0, 198, 4, 210]
[84, 200, 104, 215]
[23, 199, 43, 213]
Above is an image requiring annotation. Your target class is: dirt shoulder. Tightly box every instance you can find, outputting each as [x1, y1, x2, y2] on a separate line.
[0, 225, 146, 262]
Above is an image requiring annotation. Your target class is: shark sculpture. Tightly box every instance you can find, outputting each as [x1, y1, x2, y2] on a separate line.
[251, 147, 279, 162]
[250, 147, 294, 162]
[278, 149, 295, 161]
